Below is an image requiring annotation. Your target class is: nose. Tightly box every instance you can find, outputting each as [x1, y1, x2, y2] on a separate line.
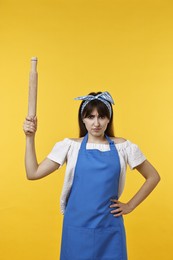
[94, 117, 100, 126]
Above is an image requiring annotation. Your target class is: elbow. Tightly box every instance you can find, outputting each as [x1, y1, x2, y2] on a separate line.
[26, 175, 35, 180]
[155, 168, 161, 182]
[26, 172, 37, 180]
[146, 170, 161, 186]
[156, 173, 161, 183]
[26, 177, 34, 181]
[153, 171, 161, 185]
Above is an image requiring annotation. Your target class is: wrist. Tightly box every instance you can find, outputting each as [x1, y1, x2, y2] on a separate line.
[127, 201, 136, 212]
[26, 134, 35, 142]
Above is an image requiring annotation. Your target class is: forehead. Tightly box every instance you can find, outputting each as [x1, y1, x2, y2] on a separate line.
[89, 108, 99, 115]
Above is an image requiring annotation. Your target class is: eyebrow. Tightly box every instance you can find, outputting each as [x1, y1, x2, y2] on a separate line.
[88, 113, 104, 116]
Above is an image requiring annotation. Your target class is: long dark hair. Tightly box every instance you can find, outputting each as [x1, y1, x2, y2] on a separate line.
[78, 92, 115, 137]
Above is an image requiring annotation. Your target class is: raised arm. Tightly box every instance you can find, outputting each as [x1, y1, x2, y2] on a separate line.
[23, 116, 60, 180]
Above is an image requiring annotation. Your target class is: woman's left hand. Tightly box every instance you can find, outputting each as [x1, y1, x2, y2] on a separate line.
[109, 199, 134, 217]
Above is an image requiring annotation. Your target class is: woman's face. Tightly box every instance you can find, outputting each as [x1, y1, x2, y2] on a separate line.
[83, 108, 110, 138]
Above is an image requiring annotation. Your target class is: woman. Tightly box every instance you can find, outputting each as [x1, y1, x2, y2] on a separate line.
[23, 91, 160, 260]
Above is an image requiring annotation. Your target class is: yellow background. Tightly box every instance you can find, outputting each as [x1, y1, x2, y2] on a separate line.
[0, 0, 172, 259]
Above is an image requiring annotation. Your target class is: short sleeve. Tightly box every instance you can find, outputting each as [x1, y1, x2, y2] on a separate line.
[126, 141, 147, 170]
[47, 138, 71, 167]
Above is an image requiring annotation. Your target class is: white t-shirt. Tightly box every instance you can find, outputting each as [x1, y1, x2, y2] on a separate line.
[47, 138, 147, 214]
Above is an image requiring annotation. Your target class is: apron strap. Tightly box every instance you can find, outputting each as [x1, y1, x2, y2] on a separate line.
[104, 134, 116, 151]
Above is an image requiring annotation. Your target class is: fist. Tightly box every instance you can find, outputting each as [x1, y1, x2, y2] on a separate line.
[23, 116, 37, 136]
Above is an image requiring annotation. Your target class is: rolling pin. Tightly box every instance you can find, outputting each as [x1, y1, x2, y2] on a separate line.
[28, 57, 38, 118]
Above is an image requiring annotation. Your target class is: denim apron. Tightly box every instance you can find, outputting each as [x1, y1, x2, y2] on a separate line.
[60, 133, 128, 260]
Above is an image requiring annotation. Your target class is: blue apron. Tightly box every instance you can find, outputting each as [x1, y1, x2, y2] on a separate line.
[60, 133, 128, 260]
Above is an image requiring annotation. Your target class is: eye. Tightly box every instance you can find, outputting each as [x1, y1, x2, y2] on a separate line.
[99, 115, 106, 119]
[87, 115, 94, 119]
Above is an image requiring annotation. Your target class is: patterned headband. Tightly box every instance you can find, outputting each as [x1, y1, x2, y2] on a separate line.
[74, 91, 115, 117]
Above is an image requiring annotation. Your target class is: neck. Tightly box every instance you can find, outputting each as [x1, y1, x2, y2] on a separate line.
[87, 133, 108, 144]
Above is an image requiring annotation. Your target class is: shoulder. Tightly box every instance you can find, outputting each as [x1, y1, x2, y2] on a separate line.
[68, 137, 83, 143]
[110, 137, 127, 144]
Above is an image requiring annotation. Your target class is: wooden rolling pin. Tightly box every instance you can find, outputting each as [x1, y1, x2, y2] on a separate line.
[28, 57, 38, 118]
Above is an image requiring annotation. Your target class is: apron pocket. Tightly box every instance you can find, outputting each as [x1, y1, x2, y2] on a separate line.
[94, 226, 123, 259]
[66, 225, 94, 259]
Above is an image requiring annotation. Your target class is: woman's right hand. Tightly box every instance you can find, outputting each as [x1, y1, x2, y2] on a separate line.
[23, 116, 37, 136]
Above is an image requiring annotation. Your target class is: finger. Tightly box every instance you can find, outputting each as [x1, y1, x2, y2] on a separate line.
[113, 212, 123, 217]
[25, 130, 32, 135]
[24, 125, 36, 132]
[24, 123, 34, 129]
[28, 127, 36, 131]
[109, 203, 119, 208]
[25, 120, 36, 126]
[30, 125, 36, 130]
[26, 115, 33, 119]
[23, 128, 32, 134]
[25, 117, 34, 122]
[111, 199, 121, 203]
[110, 207, 122, 214]
[28, 121, 35, 126]
[23, 123, 35, 132]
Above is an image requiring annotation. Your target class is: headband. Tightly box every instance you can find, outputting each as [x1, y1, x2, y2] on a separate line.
[74, 91, 115, 117]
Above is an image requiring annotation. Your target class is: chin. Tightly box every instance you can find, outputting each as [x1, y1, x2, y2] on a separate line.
[91, 131, 105, 136]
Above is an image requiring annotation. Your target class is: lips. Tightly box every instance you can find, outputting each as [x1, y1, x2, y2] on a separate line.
[92, 128, 101, 131]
